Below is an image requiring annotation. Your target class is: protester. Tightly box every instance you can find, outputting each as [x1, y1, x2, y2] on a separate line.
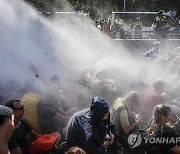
[110, 91, 141, 154]
[146, 104, 180, 154]
[37, 87, 76, 139]
[29, 64, 77, 118]
[66, 96, 120, 154]
[5, 100, 41, 154]
[0, 105, 14, 154]
[142, 79, 168, 125]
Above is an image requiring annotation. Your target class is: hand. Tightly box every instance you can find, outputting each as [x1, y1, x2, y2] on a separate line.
[29, 62, 39, 74]
[135, 114, 141, 125]
[101, 131, 115, 149]
[101, 141, 109, 149]
[109, 131, 115, 145]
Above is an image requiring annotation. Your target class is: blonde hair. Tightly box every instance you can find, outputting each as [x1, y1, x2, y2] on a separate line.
[65, 146, 87, 154]
[124, 91, 140, 105]
[153, 104, 171, 126]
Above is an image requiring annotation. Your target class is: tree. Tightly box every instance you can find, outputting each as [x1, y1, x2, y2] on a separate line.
[24, 0, 180, 17]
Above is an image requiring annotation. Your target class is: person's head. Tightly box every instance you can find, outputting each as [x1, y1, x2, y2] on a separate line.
[5, 100, 25, 119]
[65, 146, 86, 154]
[124, 91, 141, 111]
[153, 79, 166, 94]
[90, 96, 110, 122]
[153, 104, 171, 125]
[0, 105, 13, 124]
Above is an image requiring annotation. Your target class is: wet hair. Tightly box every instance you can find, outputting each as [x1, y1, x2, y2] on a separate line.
[65, 146, 86, 154]
[124, 91, 140, 105]
[5, 100, 21, 110]
[153, 104, 171, 125]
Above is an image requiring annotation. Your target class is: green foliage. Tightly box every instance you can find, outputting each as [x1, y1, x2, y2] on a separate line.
[24, 0, 180, 16]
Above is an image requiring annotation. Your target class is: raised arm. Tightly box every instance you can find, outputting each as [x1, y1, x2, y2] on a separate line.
[29, 62, 49, 87]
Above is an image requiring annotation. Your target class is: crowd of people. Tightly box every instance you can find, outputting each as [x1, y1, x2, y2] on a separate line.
[93, 10, 172, 39]
[0, 43, 180, 154]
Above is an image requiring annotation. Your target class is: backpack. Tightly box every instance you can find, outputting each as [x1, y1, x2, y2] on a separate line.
[21, 92, 42, 134]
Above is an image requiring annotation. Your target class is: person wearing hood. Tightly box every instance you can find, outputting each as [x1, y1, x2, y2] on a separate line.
[66, 96, 120, 154]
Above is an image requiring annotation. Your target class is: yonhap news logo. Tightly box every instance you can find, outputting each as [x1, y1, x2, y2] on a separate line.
[128, 132, 180, 149]
[128, 132, 142, 148]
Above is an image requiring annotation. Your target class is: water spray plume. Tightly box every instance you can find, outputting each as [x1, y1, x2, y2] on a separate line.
[0, 0, 172, 102]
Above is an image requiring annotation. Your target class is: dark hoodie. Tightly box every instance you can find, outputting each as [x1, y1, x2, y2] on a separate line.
[66, 96, 110, 154]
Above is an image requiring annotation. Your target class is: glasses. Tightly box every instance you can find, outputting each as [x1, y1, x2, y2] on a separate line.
[13, 106, 24, 111]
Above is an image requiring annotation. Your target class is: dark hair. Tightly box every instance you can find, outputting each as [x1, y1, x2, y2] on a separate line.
[5, 100, 20, 110]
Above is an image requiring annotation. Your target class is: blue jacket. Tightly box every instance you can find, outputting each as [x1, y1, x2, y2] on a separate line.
[66, 96, 111, 154]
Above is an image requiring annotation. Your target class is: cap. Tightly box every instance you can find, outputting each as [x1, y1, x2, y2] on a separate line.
[0, 105, 13, 116]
